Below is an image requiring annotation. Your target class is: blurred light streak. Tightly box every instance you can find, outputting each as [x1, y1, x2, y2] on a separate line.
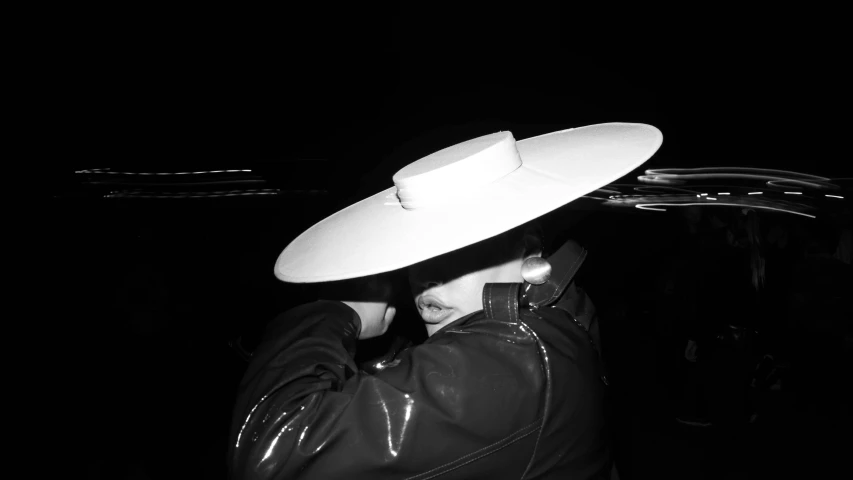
[104, 192, 279, 199]
[77, 168, 253, 175]
[633, 202, 816, 218]
[826, 194, 845, 199]
[628, 185, 699, 195]
[784, 192, 803, 195]
[101, 188, 298, 199]
[118, 188, 278, 195]
[636, 205, 668, 212]
[638, 167, 836, 190]
[86, 179, 265, 187]
[718, 192, 730, 195]
[748, 192, 763, 195]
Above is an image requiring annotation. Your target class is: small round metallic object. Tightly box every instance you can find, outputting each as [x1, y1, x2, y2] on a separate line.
[521, 257, 552, 285]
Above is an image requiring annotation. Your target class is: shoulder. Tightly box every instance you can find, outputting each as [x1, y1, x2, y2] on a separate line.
[367, 314, 544, 437]
[402, 313, 541, 376]
[519, 305, 601, 371]
[394, 312, 542, 384]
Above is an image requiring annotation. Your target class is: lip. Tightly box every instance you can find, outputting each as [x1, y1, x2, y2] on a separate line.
[417, 295, 448, 310]
[416, 295, 453, 323]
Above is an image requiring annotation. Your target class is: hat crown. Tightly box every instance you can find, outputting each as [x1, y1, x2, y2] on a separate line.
[392, 131, 522, 210]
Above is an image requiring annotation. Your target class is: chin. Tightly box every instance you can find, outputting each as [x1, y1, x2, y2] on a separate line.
[424, 313, 464, 336]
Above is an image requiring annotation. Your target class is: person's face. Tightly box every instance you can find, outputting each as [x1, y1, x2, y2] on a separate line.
[408, 238, 526, 336]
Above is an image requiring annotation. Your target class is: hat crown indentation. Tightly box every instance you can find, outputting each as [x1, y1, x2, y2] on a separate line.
[392, 131, 522, 210]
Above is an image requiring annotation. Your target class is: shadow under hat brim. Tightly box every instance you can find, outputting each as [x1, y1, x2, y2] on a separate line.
[275, 123, 663, 283]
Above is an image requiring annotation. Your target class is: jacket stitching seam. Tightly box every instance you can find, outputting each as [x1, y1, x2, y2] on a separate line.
[403, 419, 542, 480]
[506, 284, 512, 321]
[518, 315, 551, 479]
[418, 427, 540, 480]
[511, 284, 518, 322]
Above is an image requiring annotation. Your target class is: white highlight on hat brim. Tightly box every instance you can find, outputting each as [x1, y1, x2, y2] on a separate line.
[275, 123, 663, 283]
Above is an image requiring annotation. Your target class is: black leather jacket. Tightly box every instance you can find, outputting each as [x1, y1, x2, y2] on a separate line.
[228, 240, 611, 479]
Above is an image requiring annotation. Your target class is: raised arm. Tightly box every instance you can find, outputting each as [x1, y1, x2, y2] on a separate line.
[228, 301, 543, 480]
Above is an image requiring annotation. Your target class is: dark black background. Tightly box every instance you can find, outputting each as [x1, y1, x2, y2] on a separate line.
[38, 5, 851, 479]
[39, 5, 849, 179]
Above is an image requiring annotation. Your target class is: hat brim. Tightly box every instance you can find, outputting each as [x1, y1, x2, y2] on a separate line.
[275, 123, 663, 283]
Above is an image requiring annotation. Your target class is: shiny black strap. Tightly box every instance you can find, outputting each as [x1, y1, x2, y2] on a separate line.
[482, 283, 522, 322]
[523, 239, 588, 309]
[482, 240, 588, 321]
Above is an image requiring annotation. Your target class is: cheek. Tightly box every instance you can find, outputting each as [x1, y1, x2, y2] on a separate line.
[447, 274, 491, 312]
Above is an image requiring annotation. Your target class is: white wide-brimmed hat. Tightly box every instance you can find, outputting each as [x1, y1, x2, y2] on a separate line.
[275, 122, 663, 283]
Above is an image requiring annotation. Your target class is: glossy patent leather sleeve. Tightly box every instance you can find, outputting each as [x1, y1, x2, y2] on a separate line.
[228, 301, 543, 480]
